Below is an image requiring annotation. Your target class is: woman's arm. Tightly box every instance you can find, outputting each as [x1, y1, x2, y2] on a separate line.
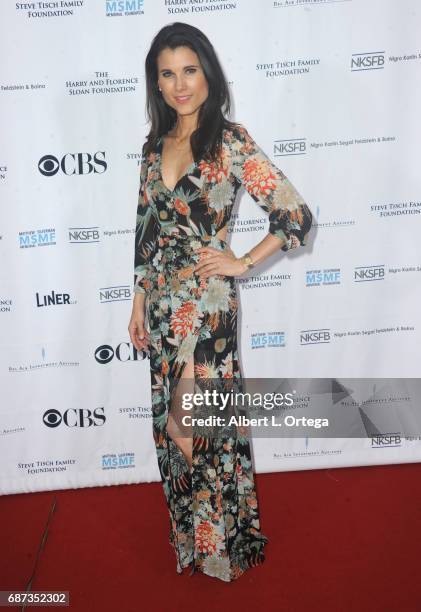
[133, 146, 160, 295]
[195, 123, 313, 279]
[129, 146, 158, 352]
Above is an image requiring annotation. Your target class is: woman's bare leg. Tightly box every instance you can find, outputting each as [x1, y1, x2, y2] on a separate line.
[166, 355, 194, 470]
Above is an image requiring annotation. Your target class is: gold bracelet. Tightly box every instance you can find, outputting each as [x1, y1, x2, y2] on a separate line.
[240, 252, 254, 270]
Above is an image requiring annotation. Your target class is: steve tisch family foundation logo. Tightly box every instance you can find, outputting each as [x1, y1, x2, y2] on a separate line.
[16, 2, 85, 19]
[38, 152, 107, 176]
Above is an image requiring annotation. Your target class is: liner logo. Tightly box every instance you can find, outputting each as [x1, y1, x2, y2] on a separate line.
[36, 290, 75, 307]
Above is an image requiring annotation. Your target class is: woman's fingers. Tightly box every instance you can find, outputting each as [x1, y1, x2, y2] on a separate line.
[128, 316, 149, 351]
[197, 263, 220, 278]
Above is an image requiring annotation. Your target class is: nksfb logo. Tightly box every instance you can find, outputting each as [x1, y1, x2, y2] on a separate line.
[43, 407, 105, 428]
[371, 434, 401, 447]
[351, 52, 385, 71]
[300, 329, 330, 345]
[354, 265, 385, 282]
[38, 152, 107, 176]
[274, 139, 306, 156]
[100, 286, 132, 302]
[69, 226, 100, 243]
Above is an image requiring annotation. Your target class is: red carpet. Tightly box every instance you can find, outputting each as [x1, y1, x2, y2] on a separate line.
[2, 463, 421, 612]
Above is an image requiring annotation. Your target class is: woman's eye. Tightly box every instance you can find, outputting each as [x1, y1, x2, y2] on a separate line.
[186, 68, 196, 74]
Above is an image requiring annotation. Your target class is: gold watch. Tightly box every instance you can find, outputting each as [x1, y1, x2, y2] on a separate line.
[240, 252, 254, 270]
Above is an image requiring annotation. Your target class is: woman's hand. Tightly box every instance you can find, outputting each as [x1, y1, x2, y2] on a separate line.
[128, 295, 150, 353]
[194, 245, 248, 280]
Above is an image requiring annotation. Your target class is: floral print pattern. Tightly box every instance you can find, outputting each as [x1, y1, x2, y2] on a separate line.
[133, 124, 312, 581]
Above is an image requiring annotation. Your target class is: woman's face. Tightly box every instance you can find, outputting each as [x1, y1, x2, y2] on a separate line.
[157, 45, 209, 119]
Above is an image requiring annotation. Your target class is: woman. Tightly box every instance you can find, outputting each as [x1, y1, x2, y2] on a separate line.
[128, 22, 312, 582]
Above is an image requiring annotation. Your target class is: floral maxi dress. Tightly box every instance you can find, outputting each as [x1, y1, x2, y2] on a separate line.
[133, 124, 313, 582]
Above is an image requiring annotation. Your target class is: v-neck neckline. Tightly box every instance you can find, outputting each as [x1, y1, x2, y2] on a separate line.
[157, 134, 197, 195]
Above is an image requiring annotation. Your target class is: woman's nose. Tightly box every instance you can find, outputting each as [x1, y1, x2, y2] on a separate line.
[174, 75, 187, 91]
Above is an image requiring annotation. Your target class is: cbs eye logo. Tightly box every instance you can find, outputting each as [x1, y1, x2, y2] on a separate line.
[95, 344, 114, 364]
[43, 409, 62, 428]
[38, 152, 107, 176]
[94, 342, 148, 364]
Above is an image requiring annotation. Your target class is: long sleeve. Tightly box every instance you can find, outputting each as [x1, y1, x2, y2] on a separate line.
[230, 124, 312, 252]
[133, 148, 160, 294]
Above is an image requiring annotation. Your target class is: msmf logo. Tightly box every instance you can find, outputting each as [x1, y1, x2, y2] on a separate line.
[306, 269, 341, 286]
[251, 331, 286, 349]
[371, 433, 401, 447]
[95, 342, 147, 364]
[43, 407, 105, 428]
[274, 139, 306, 157]
[19, 228, 56, 248]
[102, 453, 135, 469]
[105, 0, 144, 16]
[354, 265, 385, 282]
[38, 152, 107, 176]
[351, 52, 385, 71]
[300, 328, 330, 345]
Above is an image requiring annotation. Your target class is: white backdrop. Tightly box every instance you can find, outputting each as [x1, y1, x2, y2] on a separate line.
[1, 0, 420, 495]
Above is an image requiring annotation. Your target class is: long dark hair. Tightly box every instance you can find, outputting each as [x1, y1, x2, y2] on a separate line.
[143, 22, 238, 164]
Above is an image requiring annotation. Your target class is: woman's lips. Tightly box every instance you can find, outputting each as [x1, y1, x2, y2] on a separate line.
[174, 95, 192, 103]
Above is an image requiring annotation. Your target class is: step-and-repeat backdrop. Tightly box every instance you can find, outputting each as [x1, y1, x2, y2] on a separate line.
[1, 0, 420, 495]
